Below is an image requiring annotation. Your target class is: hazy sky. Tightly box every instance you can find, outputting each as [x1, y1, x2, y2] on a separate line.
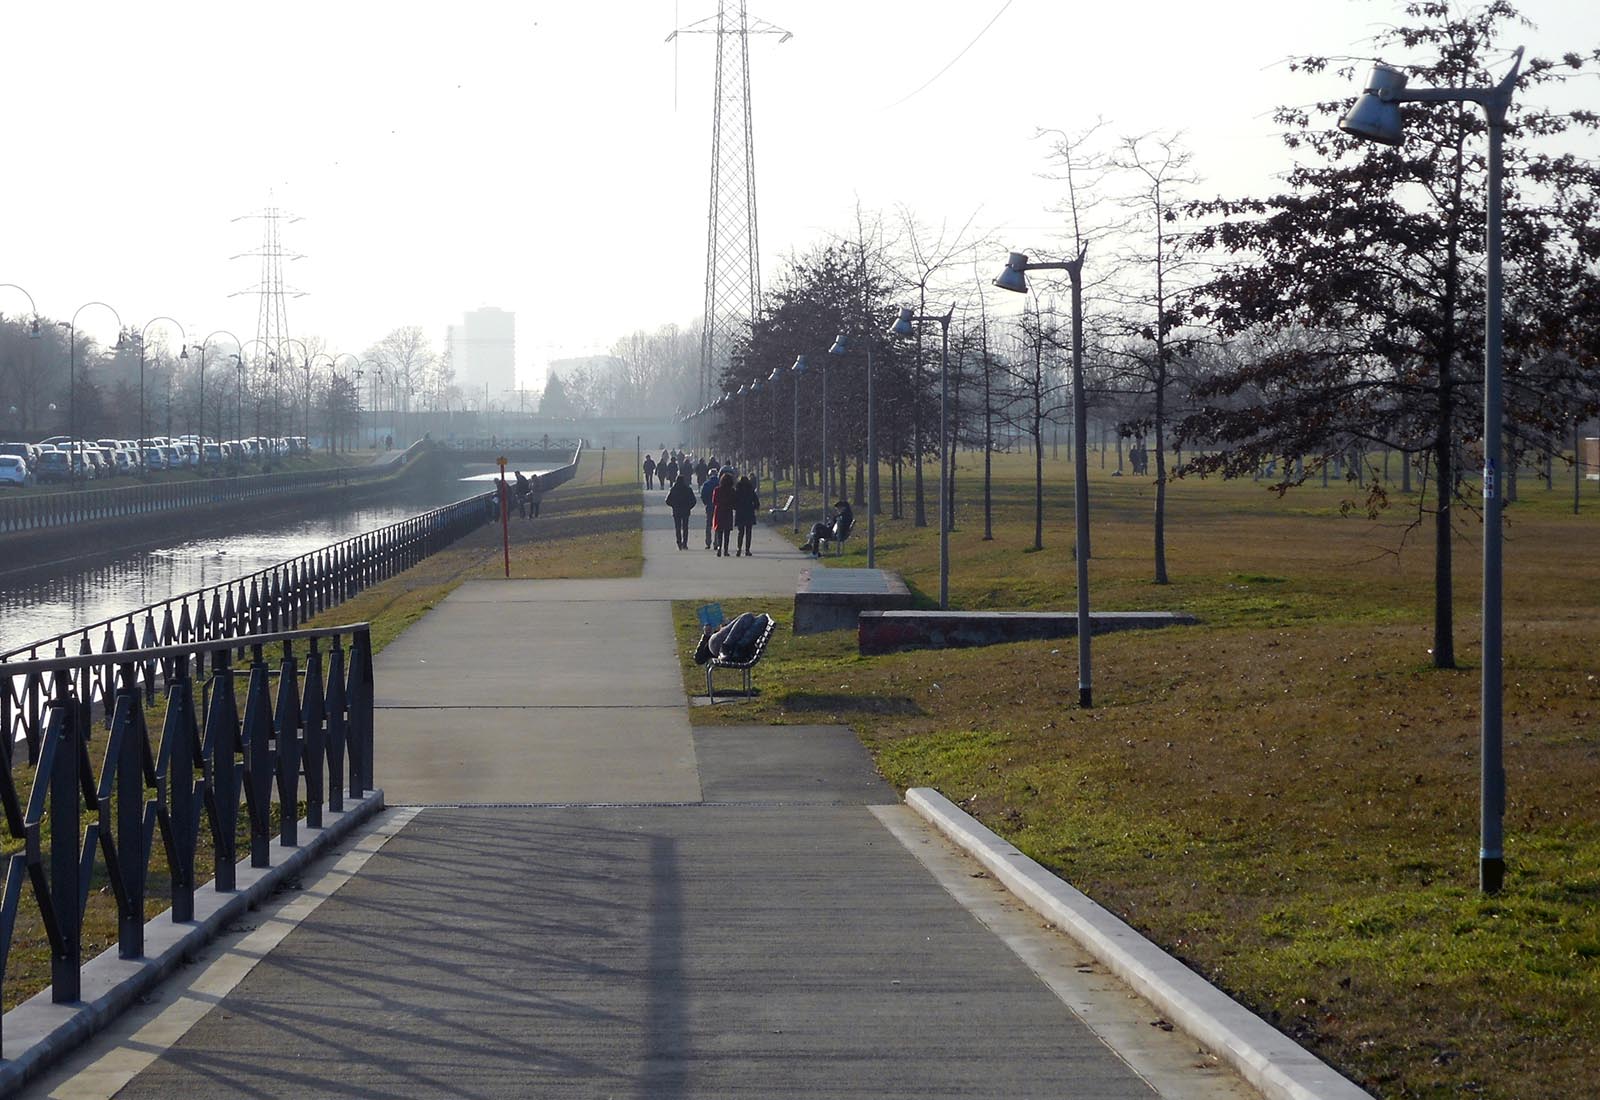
[3, 1, 1594, 389]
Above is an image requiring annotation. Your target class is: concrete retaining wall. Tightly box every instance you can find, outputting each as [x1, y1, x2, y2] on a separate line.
[859, 609, 1197, 654]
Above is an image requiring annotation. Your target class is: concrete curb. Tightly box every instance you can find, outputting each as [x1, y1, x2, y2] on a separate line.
[905, 787, 1374, 1100]
[0, 788, 387, 1093]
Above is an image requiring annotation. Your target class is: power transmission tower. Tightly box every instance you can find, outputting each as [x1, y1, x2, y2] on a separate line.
[668, 3, 791, 404]
[230, 197, 306, 435]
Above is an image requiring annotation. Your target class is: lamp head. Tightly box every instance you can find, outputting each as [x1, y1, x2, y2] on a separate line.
[1339, 62, 1407, 146]
[737, 384, 748, 396]
[889, 307, 916, 337]
[28, 318, 40, 337]
[993, 252, 1030, 294]
[750, 377, 763, 393]
[179, 346, 189, 360]
[792, 354, 809, 374]
[767, 366, 782, 383]
[828, 332, 849, 356]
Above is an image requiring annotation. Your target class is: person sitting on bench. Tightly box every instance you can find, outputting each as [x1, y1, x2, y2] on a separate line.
[801, 499, 854, 556]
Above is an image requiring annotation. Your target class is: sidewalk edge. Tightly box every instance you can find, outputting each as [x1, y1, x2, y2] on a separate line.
[905, 787, 1374, 1100]
[0, 788, 387, 1093]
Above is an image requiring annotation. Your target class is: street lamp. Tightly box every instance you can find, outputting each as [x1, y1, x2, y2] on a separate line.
[0, 285, 43, 435]
[137, 318, 187, 470]
[890, 305, 954, 609]
[364, 361, 386, 448]
[766, 366, 783, 506]
[789, 355, 810, 533]
[60, 301, 125, 477]
[996, 249, 1092, 707]
[1341, 47, 1524, 895]
[829, 331, 876, 567]
[279, 338, 311, 444]
[194, 330, 243, 461]
[333, 353, 362, 453]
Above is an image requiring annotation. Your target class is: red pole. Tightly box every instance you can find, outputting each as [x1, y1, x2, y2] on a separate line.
[497, 456, 510, 578]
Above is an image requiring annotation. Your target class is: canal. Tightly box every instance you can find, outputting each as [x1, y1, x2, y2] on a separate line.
[0, 469, 548, 653]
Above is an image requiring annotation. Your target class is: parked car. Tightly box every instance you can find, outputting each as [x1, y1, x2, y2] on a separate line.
[0, 443, 34, 470]
[36, 450, 71, 483]
[139, 445, 167, 471]
[202, 443, 224, 464]
[0, 455, 31, 487]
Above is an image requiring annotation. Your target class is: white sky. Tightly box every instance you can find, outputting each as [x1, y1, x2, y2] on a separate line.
[2, 0, 1594, 390]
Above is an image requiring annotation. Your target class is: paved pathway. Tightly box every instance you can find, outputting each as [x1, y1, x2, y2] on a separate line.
[26, 489, 1256, 1099]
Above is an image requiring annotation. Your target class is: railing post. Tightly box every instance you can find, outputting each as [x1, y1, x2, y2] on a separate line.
[243, 652, 273, 870]
[207, 645, 240, 892]
[348, 627, 374, 796]
[49, 685, 82, 1002]
[169, 663, 199, 922]
[115, 684, 146, 959]
[275, 640, 301, 848]
[326, 638, 347, 813]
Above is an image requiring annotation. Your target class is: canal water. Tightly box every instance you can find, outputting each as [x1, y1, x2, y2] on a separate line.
[0, 470, 551, 653]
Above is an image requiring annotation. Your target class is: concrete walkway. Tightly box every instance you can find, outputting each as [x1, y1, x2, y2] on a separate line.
[26, 488, 1257, 1099]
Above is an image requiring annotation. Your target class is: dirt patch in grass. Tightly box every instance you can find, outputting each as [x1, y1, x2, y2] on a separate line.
[672, 450, 1600, 1099]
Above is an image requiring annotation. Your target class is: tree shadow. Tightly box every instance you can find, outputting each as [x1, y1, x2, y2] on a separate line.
[778, 691, 924, 716]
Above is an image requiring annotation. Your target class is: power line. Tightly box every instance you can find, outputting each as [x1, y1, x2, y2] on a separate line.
[881, 0, 1014, 111]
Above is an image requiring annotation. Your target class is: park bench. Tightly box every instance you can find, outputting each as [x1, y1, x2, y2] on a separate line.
[816, 515, 854, 557]
[702, 611, 779, 701]
[768, 494, 796, 524]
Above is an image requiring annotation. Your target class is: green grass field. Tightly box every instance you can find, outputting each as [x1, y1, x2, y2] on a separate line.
[675, 446, 1600, 1100]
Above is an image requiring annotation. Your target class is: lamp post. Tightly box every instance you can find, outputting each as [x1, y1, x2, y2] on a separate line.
[790, 355, 809, 533]
[766, 366, 783, 506]
[890, 305, 954, 609]
[0, 285, 43, 435]
[137, 318, 187, 471]
[737, 383, 749, 471]
[995, 250, 1091, 706]
[365, 362, 386, 448]
[60, 302, 125, 475]
[279, 338, 311, 445]
[193, 330, 243, 462]
[829, 331, 876, 567]
[333, 353, 362, 453]
[1340, 48, 1524, 895]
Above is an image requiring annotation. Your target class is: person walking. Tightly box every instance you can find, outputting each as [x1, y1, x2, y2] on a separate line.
[694, 456, 708, 485]
[711, 470, 737, 557]
[700, 467, 718, 548]
[527, 473, 543, 519]
[733, 474, 760, 557]
[643, 453, 656, 489]
[666, 472, 697, 550]
[665, 457, 679, 486]
[513, 470, 531, 519]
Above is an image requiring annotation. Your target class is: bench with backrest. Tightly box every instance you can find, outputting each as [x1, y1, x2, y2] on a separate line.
[768, 494, 796, 524]
[705, 614, 779, 701]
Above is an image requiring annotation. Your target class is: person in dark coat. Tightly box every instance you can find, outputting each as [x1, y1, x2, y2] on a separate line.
[643, 454, 656, 489]
[802, 499, 854, 556]
[665, 458, 679, 485]
[513, 470, 531, 518]
[694, 457, 708, 485]
[665, 473, 697, 550]
[732, 475, 760, 556]
[711, 470, 737, 557]
[700, 468, 718, 548]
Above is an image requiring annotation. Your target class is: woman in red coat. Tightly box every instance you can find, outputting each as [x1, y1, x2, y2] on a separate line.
[711, 470, 737, 557]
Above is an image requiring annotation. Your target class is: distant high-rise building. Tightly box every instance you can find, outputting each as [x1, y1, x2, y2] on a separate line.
[447, 307, 515, 408]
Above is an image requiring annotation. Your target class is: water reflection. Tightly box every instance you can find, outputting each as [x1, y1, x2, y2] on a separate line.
[0, 473, 544, 652]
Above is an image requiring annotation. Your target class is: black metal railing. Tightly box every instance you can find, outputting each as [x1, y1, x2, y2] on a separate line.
[0, 490, 497, 676]
[0, 439, 432, 537]
[0, 623, 374, 1042]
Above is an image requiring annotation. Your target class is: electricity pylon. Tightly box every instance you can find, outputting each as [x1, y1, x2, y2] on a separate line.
[230, 197, 306, 435]
[668, 2, 791, 404]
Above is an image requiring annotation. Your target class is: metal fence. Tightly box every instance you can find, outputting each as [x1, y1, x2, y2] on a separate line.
[0, 490, 497, 673]
[0, 622, 374, 1042]
[0, 439, 430, 536]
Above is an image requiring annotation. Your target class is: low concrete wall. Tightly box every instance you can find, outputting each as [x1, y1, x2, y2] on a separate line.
[859, 609, 1198, 655]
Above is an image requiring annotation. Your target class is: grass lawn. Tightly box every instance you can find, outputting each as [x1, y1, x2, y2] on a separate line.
[0, 461, 640, 1012]
[674, 447, 1600, 1100]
